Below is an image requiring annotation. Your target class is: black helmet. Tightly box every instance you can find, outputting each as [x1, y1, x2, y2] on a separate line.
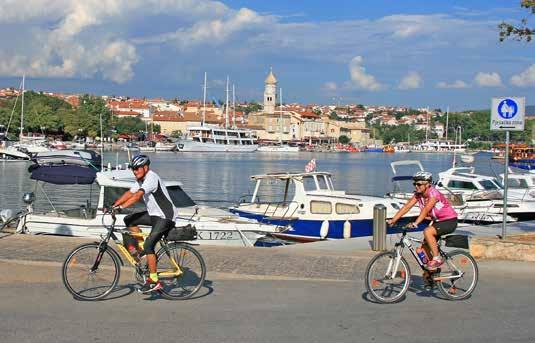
[130, 154, 150, 169]
[413, 171, 433, 183]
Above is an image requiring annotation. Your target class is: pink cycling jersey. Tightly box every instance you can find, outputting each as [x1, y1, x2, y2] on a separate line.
[415, 186, 457, 221]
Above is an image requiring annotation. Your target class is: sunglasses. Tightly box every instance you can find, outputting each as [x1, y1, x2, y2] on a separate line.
[413, 182, 427, 186]
[129, 165, 144, 171]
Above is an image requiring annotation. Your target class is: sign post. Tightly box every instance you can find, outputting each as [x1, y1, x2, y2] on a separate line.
[490, 97, 525, 239]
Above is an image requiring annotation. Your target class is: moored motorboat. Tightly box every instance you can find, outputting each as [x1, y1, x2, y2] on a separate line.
[16, 166, 280, 247]
[230, 171, 422, 242]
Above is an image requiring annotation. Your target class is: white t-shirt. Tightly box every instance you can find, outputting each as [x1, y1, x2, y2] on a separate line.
[130, 170, 178, 221]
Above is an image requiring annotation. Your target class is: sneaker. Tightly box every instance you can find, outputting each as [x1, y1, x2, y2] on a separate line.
[427, 258, 444, 270]
[138, 278, 163, 294]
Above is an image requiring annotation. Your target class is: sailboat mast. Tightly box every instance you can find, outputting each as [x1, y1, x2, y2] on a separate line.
[232, 84, 236, 128]
[279, 88, 283, 144]
[202, 72, 207, 127]
[20, 74, 25, 138]
[445, 106, 449, 142]
[225, 76, 229, 129]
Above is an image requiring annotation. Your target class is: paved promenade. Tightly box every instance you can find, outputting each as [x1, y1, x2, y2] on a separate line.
[0, 234, 376, 281]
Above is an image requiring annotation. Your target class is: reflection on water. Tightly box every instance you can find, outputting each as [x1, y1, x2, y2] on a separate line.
[0, 151, 504, 211]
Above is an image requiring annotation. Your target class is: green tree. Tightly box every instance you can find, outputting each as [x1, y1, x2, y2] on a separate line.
[338, 135, 350, 144]
[499, 0, 534, 42]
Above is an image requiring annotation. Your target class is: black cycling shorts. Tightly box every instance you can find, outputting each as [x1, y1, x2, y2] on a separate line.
[433, 218, 457, 236]
[123, 211, 175, 254]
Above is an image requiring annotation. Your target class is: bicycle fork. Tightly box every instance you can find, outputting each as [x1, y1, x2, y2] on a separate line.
[385, 247, 404, 279]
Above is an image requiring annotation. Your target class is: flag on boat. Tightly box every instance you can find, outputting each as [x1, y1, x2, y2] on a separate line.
[305, 158, 316, 172]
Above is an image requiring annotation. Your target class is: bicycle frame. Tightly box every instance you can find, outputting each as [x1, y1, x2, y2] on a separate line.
[386, 229, 465, 282]
[92, 211, 183, 278]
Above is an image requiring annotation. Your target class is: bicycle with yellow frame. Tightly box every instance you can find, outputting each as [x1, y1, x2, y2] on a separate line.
[62, 208, 206, 301]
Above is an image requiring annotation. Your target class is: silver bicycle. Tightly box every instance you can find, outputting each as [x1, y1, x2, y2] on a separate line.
[365, 225, 478, 303]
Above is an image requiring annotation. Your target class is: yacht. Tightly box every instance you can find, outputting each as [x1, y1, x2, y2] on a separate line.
[177, 125, 258, 152]
[437, 166, 535, 222]
[15, 165, 280, 247]
[229, 171, 422, 242]
[412, 140, 466, 152]
[176, 73, 258, 153]
[500, 169, 535, 203]
[387, 160, 517, 224]
[0, 144, 31, 162]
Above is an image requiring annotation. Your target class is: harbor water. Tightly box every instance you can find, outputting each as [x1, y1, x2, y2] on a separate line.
[0, 151, 504, 212]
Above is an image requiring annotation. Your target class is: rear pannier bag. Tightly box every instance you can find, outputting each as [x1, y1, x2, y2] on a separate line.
[166, 224, 197, 241]
[444, 234, 469, 249]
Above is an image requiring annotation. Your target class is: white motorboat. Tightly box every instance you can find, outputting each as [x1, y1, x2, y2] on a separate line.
[500, 169, 535, 202]
[388, 160, 517, 224]
[230, 171, 421, 242]
[0, 144, 31, 162]
[32, 150, 101, 168]
[17, 166, 280, 247]
[437, 166, 535, 222]
[257, 144, 300, 152]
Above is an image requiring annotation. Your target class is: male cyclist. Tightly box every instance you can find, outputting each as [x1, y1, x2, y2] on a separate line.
[387, 171, 458, 273]
[112, 155, 178, 294]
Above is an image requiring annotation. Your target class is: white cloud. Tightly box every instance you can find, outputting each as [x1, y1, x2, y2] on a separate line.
[474, 72, 502, 87]
[140, 8, 271, 48]
[436, 80, 469, 89]
[0, 0, 251, 82]
[348, 56, 382, 91]
[398, 72, 422, 90]
[323, 82, 338, 91]
[510, 64, 535, 87]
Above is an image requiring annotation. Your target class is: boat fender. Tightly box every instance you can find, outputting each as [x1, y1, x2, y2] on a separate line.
[320, 220, 329, 239]
[343, 220, 351, 239]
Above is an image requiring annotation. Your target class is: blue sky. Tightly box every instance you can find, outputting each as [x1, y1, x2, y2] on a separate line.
[0, 0, 533, 110]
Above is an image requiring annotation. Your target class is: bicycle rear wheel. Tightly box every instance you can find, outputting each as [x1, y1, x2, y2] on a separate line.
[435, 250, 478, 300]
[62, 243, 121, 301]
[157, 243, 206, 300]
[365, 251, 411, 303]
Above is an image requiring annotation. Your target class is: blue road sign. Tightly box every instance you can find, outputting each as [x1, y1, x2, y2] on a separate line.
[497, 99, 518, 119]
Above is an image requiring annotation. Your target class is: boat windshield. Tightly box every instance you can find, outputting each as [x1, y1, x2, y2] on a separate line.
[479, 180, 500, 190]
[506, 178, 529, 189]
[254, 178, 296, 204]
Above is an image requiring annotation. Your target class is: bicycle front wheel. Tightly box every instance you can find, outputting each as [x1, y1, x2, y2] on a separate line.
[157, 243, 206, 300]
[62, 243, 121, 301]
[365, 251, 411, 303]
[435, 250, 478, 300]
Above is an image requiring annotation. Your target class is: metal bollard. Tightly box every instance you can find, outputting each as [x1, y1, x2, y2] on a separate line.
[373, 204, 387, 251]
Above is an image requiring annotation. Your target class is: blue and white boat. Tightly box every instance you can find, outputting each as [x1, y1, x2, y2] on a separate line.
[229, 171, 420, 242]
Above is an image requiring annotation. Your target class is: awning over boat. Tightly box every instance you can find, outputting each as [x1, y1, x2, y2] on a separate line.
[29, 165, 96, 185]
[391, 176, 414, 182]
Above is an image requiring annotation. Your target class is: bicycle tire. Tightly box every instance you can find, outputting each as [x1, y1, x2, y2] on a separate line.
[157, 243, 206, 300]
[62, 243, 121, 301]
[365, 251, 411, 304]
[435, 250, 478, 301]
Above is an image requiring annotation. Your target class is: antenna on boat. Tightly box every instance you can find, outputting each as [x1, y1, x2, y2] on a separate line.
[202, 72, 207, 127]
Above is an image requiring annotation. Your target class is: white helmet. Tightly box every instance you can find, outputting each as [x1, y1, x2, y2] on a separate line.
[413, 171, 433, 183]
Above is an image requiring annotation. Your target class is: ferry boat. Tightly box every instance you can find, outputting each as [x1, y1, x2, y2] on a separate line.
[229, 171, 422, 242]
[412, 140, 466, 152]
[176, 125, 258, 152]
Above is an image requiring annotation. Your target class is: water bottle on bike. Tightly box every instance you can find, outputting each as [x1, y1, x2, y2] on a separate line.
[416, 247, 429, 265]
